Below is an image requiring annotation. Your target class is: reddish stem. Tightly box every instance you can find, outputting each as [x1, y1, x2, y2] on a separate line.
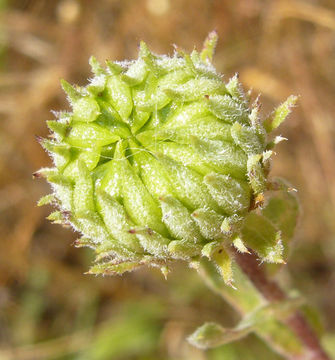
[234, 251, 330, 360]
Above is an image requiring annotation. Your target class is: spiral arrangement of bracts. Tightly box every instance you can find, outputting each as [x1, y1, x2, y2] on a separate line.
[36, 33, 298, 284]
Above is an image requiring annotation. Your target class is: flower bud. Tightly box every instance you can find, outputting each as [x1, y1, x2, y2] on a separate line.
[37, 33, 298, 284]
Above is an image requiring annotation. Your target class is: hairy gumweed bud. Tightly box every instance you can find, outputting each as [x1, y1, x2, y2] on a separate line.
[37, 32, 298, 284]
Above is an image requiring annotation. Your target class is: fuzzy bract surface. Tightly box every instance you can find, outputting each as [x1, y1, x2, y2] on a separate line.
[37, 34, 298, 284]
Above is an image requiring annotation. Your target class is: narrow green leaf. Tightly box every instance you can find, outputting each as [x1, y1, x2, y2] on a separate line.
[47, 211, 64, 224]
[89, 56, 106, 76]
[188, 322, 251, 349]
[226, 74, 249, 109]
[88, 260, 144, 275]
[241, 212, 285, 263]
[263, 95, 298, 133]
[262, 185, 300, 255]
[212, 248, 234, 285]
[105, 60, 124, 75]
[232, 236, 250, 254]
[37, 194, 55, 207]
[60, 79, 81, 103]
[200, 30, 218, 63]
[139, 41, 162, 77]
[46, 120, 69, 139]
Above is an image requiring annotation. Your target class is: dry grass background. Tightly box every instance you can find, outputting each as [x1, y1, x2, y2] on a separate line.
[0, 0, 335, 359]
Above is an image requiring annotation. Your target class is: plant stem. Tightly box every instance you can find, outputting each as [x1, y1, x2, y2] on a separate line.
[233, 250, 330, 360]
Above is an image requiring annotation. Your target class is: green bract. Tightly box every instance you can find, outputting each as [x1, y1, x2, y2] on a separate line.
[37, 33, 298, 284]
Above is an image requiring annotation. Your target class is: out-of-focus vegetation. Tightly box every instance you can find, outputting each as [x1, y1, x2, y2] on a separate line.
[0, 0, 335, 359]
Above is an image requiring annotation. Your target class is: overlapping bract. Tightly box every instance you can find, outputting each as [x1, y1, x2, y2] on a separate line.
[37, 33, 298, 284]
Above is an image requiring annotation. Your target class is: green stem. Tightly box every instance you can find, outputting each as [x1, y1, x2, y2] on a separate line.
[198, 255, 330, 360]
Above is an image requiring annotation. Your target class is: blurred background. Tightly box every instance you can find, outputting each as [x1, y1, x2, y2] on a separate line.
[0, 0, 335, 359]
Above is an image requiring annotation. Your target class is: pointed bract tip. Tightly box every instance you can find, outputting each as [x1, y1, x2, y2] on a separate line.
[200, 31, 219, 62]
[160, 265, 169, 280]
[61, 210, 71, 220]
[32, 171, 42, 179]
[35, 135, 44, 144]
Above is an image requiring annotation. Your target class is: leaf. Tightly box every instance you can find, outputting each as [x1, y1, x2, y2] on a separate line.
[136, 69, 191, 111]
[61, 79, 81, 103]
[46, 120, 69, 139]
[202, 242, 234, 285]
[220, 214, 244, 235]
[200, 30, 218, 63]
[88, 259, 145, 275]
[37, 194, 55, 207]
[263, 95, 298, 133]
[106, 60, 124, 75]
[151, 116, 233, 143]
[226, 74, 249, 109]
[241, 212, 285, 263]
[212, 248, 234, 286]
[232, 236, 250, 254]
[262, 185, 300, 255]
[89, 56, 106, 76]
[240, 297, 305, 329]
[139, 41, 163, 77]
[188, 322, 252, 349]
[188, 297, 303, 350]
[46, 211, 64, 224]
